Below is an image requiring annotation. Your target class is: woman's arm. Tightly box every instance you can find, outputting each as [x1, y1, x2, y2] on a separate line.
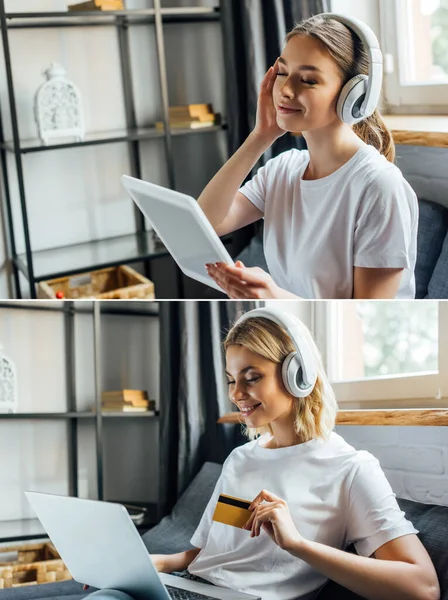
[198, 62, 285, 236]
[151, 548, 201, 573]
[288, 534, 439, 600]
[353, 267, 404, 299]
[246, 489, 439, 600]
[197, 140, 266, 236]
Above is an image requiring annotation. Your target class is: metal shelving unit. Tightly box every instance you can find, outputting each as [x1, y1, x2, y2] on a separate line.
[0, 2, 229, 299]
[0, 301, 161, 542]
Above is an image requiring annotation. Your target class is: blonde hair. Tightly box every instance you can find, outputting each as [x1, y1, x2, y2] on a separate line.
[223, 315, 338, 442]
[285, 14, 395, 163]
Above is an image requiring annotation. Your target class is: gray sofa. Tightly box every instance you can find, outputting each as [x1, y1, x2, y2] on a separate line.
[235, 199, 448, 299]
[415, 199, 448, 298]
[4, 461, 446, 600]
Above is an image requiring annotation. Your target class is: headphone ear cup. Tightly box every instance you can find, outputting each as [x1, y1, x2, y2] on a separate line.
[337, 74, 369, 125]
[282, 352, 309, 398]
[281, 352, 298, 396]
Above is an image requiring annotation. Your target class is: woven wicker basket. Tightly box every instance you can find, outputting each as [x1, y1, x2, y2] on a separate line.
[37, 264, 155, 299]
[0, 542, 72, 588]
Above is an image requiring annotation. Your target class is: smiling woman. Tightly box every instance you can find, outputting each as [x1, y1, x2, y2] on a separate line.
[199, 13, 418, 300]
[150, 307, 440, 600]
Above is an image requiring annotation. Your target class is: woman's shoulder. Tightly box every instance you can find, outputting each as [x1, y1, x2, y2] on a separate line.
[359, 146, 413, 189]
[320, 432, 380, 468]
[356, 146, 418, 210]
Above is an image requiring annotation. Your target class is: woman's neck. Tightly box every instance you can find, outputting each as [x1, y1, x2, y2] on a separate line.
[265, 426, 307, 449]
[301, 124, 365, 181]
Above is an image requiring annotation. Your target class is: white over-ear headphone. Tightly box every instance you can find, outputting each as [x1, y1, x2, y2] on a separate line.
[233, 308, 318, 398]
[319, 12, 383, 125]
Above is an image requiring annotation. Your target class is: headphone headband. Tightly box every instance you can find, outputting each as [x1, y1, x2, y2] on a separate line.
[319, 12, 383, 121]
[233, 308, 318, 396]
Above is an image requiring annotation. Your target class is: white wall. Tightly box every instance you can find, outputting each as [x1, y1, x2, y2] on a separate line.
[0, 301, 160, 524]
[336, 426, 448, 506]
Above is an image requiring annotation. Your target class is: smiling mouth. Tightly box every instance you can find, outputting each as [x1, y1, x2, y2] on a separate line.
[239, 403, 262, 417]
[277, 105, 302, 115]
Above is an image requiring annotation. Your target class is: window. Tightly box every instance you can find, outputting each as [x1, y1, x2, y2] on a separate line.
[380, 0, 448, 111]
[313, 301, 448, 408]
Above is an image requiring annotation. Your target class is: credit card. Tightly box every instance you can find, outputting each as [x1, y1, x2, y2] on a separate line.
[212, 494, 252, 529]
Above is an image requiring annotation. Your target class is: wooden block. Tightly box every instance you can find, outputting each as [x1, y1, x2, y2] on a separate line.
[68, 0, 124, 11]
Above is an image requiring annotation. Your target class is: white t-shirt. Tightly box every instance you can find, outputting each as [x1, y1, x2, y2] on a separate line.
[188, 432, 417, 600]
[239, 145, 418, 299]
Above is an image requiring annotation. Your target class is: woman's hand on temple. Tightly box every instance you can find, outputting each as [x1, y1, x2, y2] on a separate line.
[243, 489, 304, 553]
[252, 59, 286, 143]
[206, 261, 298, 299]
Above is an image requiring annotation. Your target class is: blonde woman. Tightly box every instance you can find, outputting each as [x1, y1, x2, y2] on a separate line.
[151, 309, 439, 600]
[202, 14, 418, 300]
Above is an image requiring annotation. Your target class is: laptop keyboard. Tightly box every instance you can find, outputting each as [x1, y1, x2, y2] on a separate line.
[166, 585, 217, 600]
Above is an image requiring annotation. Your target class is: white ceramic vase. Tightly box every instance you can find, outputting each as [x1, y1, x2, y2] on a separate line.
[0, 344, 18, 414]
[34, 62, 85, 145]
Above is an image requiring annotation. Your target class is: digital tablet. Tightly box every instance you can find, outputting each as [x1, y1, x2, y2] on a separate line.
[121, 175, 234, 293]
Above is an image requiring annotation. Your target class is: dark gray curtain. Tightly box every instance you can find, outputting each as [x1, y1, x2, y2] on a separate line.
[158, 300, 257, 517]
[221, 0, 331, 159]
[220, 0, 331, 258]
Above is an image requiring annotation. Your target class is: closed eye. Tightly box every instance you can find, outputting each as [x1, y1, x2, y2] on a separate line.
[276, 72, 316, 86]
[226, 377, 260, 386]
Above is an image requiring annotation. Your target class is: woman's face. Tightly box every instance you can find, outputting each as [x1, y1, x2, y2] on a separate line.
[225, 344, 294, 428]
[273, 34, 344, 133]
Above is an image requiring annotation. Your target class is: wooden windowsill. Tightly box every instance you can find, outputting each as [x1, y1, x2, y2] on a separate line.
[218, 409, 448, 427]
[382, 114, 448, 148]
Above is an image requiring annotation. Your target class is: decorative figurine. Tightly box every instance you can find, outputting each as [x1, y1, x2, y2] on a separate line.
[0, 344, 18, 414]
[34, 62, 85, 145]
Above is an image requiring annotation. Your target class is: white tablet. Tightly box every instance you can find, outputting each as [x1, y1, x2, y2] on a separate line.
[121, 175, 234, 293]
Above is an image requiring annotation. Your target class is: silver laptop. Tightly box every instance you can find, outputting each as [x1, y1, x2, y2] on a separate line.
[25, 491, 260, 600]
[121, 175, 235, 293]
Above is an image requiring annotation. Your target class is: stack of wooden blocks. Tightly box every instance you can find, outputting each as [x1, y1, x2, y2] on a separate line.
[101, 389, 156, 413]
[68, 0, 124, 11]
[156, 103, 221, 131]
[0, 543, 71, 588]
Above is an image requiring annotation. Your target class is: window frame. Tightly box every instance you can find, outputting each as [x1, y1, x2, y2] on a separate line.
[379, 0, 448, 113]
[312, 301, 448, 409]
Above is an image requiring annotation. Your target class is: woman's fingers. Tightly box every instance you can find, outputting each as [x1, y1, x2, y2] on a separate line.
[267, 60, 279, 90]
[260, 66, 274, 91]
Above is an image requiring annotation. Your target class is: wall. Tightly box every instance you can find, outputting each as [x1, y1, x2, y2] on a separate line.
[0, 301, 160, 526]
[336, 425, 448, 506]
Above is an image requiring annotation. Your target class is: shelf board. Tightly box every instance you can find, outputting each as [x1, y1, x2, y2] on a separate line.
[0, 301, 66, 311]
[0, 411, 159, 419]
[0, 519, 47, 543]
[1, 127, 164, 154]
[1, 124, 225, 154]
[4, 7, 220, 28]
[15, 231, 169, 282]
[0, 412, 94, 419]
[101, 411, 159, 418]
[14, 230, 233, 284]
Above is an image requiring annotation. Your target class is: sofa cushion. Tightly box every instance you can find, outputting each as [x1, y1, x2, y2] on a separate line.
[142, 462, 222, 555]
[427, 230, 448, 298]
[415, 199, 448, 298]
[398, 498, 448, 596]
[234, 228, 269, 273]
[0, 579, 86, 600]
